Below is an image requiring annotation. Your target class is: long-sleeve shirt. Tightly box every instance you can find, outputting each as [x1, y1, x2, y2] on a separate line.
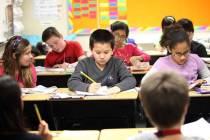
[0, 64, 37, 88]
[68, 56, 136, 92]
[191, 40, 207, 57]
[142, 53, 210, 84]
[113, 43, 151, 66]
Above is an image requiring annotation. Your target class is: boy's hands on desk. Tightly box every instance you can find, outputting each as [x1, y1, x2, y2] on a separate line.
[88, 83, 101, 93]
[107, 86, 121, 95]
[38, 120, 52, 140]
[53, 62, 69, 69]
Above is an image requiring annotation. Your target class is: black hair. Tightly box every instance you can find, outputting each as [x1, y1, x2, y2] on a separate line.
[177, 18, 194, 33]
[161, 16, 176, 31]
[110, 21, 129, 37]
[0, 75, 26, 134]
[35, 42, 48, 55]
[160, 24, 190, 50]
[89, 29, 115, 50]
[42, 27, 62, 42]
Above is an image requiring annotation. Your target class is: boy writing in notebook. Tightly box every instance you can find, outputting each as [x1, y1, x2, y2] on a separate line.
[68, 29, 136, 94]
[42, 27, 85, 68]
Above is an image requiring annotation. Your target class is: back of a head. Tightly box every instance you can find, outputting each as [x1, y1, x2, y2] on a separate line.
[110, 21, 129, 37]
[159, 24, 190, 50]
[161, 16, 176, 31]
[89, 29, 115, 50]
[42, 27, 62, 42]
[140, 71, 189, 129]
[36, 42, 48, 55]
[0, 75, 25, 133]
[177, 18, 194, 33]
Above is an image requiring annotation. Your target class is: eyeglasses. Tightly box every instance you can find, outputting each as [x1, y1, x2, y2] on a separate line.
[9, 36, 22, 52]
[173, 50, 190, 57]
[113, 33, 127, 41]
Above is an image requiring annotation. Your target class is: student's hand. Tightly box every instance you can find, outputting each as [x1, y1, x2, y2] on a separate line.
[38, 120, 52, 140]
[60, 62, 69, 69]
[192, 79, 207, 86]
[53, 64, 62, 68]
[107, 86, 121, 95]
[53, 63, 69, 69]
[130, 56, 143, 66]
[88, 83, 101, 93]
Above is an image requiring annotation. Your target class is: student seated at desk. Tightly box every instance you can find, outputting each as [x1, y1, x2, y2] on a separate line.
[0, 75, 52, 140]
[42, 27, 85, 68]
[110, 21, 150, 66]
[155, 16, 176, 52]
[142, 24, 210, 85]
[0, 36, 37, 88]
[129, 72, 205, 140]
[68, 29, 136, 94]
[177, 18, 207, 57]
[36, 42, 51, 55]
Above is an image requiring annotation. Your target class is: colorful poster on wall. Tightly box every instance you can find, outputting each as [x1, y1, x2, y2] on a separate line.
[67, 0, 127, 32]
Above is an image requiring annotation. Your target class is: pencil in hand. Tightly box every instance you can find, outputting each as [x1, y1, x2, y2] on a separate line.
[34, 104, 42, 122]
[80, 71, 96, 83]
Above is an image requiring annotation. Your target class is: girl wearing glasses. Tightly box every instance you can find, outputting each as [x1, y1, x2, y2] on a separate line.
[142, 24, 210, 85]
[0, 36, 37, 88]
[111, 21, 150, 66]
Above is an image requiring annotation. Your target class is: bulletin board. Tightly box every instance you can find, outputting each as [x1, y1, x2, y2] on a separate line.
[67, 0, 210, 33]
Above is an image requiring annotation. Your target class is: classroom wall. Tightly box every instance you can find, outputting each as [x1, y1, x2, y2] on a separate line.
[127, 0, 210, 28]
[22, 0, 210, 35]
[21, 0, 68, 36]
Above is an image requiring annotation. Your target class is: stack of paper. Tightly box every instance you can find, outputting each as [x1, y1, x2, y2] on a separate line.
[21, 85, 57, 94]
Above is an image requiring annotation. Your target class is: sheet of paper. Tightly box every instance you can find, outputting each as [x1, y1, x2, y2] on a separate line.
[21, 85, 57, 94]
[76, 86, 109, 96]
[181, 118, 210, 138]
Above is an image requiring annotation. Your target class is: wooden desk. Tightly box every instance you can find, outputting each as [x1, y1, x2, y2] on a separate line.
[100, 128, 210, 140]
[36, 70, 73, 88]
[36, 68, 148, 88]
[34, 55, 46, 66]
[23, 88, 138, 130]
[145, 50, 167, 65]
[138, 90, 210, 124]
[100, 128, 155, 140]
[31, 130, 99, 140]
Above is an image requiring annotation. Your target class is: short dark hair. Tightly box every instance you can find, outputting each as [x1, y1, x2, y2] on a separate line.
[89, 29, 115, 50]
[36, 42, 48, 55]
[140, 71, 189, 129]
[0, 75, 26, 133]
[177, 18, 194, 33]
[42, 27, 62, 42]
[161, 16, 176, 30]
[110, 21, 129, 37]
[160, 24, 190, 50]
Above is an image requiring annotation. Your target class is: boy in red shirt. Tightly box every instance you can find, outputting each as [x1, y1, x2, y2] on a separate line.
[42, 27, 85, 68]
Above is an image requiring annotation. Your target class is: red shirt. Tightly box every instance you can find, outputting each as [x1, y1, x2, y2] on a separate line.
[44, 40, 84, 67]
[0, 64, 37, 88]
[113, 43, 151, 66]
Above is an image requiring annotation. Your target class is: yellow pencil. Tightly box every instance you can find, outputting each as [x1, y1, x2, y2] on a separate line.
[80, 71, 96, 83]
[34, 104, 42, 122]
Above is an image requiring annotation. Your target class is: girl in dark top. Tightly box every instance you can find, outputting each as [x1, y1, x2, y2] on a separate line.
[0, 75, 52, 140]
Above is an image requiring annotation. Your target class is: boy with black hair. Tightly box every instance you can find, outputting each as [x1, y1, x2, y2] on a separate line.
[177, 18, 207, 57]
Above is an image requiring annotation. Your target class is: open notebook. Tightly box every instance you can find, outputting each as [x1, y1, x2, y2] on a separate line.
[76, 86, 109, 96]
